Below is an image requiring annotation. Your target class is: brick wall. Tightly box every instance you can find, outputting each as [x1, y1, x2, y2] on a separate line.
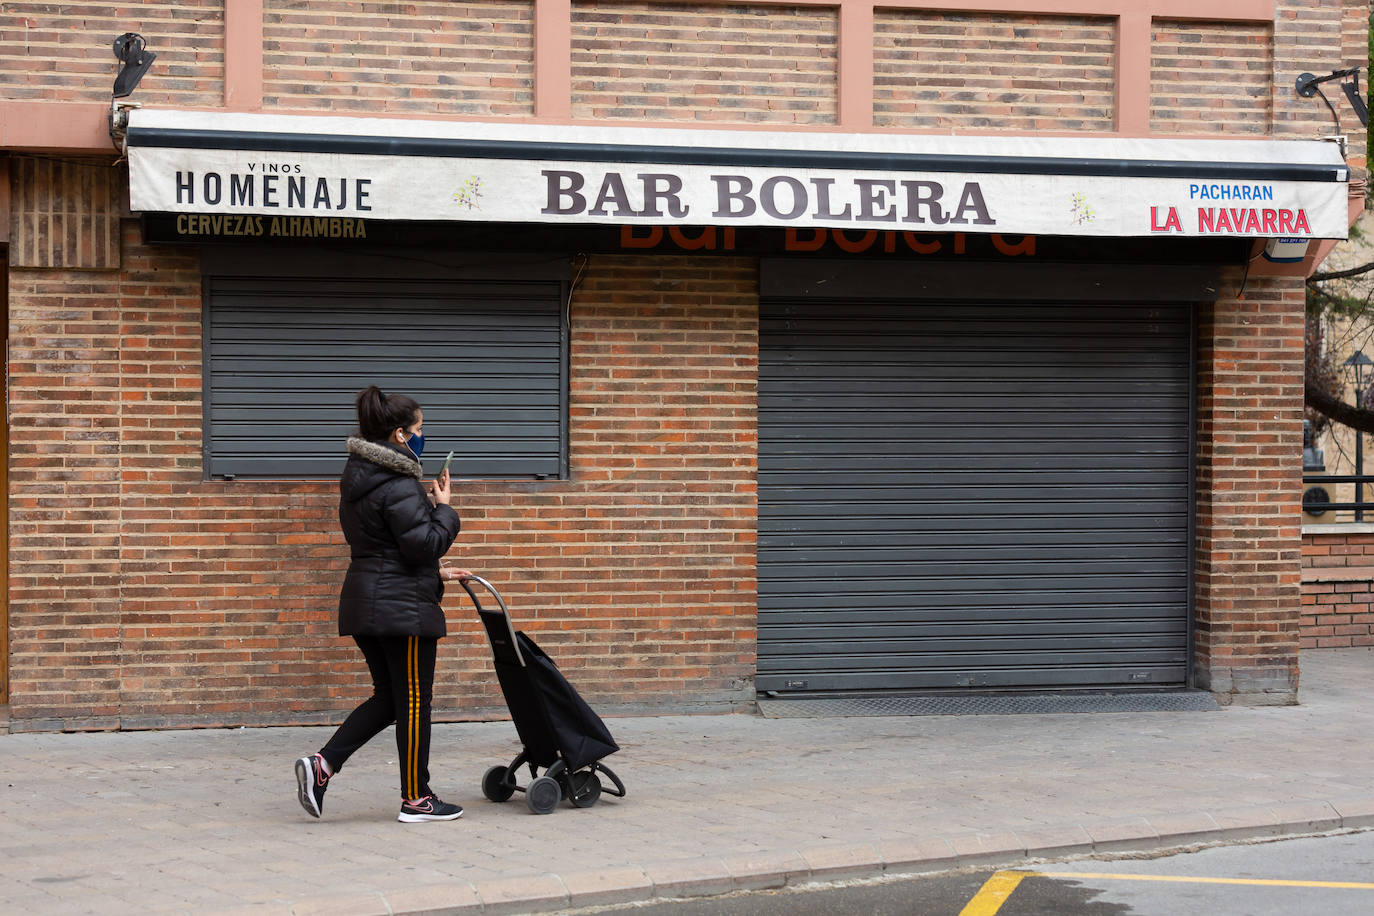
[1194, 276, 1306, 703]
[6, 221, 351, 728]
[0, 1, 1364, 143]
[6, 210, 759, 728]
[1271, 0, 1368, 165]
[2, 2, 1360, 145]
[872, 10, 1115, 132]
[1273, 0, 1347, 142]
[112, 233, 355, 727]
[1341, 0, 1369, 166]
[7, 157, 122, 269]
[8, 255, 125, 723]
[453, 255, 759, 715]
[1300, 530, 1374, 647]
[570, 2, 837, 124]
[1150, 20, 1271, 135]
[262, 0, 534, 116]
[4, 2, 1365, 724]
[0, 1, 223, 105]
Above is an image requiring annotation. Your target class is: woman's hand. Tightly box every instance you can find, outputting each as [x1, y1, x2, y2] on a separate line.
[432, 468, 451, 505]
[440, 560, 474, 582]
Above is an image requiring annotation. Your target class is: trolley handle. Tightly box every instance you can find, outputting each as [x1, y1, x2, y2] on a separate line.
[457, 575, 525, 667]
[456, 574, 510, 615]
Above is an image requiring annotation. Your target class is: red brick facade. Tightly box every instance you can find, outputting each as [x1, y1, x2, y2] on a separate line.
[262, 1, 536, 116]
[1195, 277, 1308, 700]
[1150, 19, 1272, 135]
[1, 1, 1367, 726]
[7, 240, 760, 728]
[1301, 529, 1374, 648]
[571, 2, 839, 124]
[873, 10, 1116, 131]
[0, 2, 225, 106]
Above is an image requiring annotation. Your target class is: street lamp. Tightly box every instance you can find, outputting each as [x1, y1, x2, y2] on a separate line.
[1343, 350, 1373, 521]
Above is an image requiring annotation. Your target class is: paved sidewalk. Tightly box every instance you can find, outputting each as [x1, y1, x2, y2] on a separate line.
[2, 649, 1373, 915]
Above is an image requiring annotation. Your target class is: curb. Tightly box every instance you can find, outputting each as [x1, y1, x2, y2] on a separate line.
[234, 797, 1374, 915]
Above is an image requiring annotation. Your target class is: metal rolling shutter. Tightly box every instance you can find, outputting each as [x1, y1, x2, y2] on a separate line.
[758, 299, 1193, 692]
[205, 273, 566, 479]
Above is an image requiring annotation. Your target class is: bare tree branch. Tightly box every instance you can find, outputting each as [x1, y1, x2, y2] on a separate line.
[1308, 283, 1344, 304]
[1310, 260, 1374, 283]
[1306, 380, 1374, 434]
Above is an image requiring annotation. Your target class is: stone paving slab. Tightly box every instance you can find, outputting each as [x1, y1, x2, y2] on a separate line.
[1, 649, 1372, 914]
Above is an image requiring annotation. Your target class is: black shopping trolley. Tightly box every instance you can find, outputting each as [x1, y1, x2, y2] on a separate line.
[459, 576, 626, 815]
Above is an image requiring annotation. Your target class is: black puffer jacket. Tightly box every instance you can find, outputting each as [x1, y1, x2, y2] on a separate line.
[337, 437, 461, 637]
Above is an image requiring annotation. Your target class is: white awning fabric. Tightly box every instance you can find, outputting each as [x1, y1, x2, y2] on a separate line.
[125, 109, 1351, 239]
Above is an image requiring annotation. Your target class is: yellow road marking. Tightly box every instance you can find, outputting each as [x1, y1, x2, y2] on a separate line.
[958, 870, 1030, 916]
[957, 867, 1374, 914]
[1038, 871, 1374, 890]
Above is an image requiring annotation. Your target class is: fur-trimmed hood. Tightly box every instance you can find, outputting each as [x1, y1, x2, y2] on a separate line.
[346, 436, 422, 480]
[340, 437, 423, 506]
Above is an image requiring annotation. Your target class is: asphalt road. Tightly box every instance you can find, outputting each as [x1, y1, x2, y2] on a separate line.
[578, 829, 1374, 915]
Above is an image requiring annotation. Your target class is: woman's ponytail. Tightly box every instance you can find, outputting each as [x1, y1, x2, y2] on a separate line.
[355, 385, 420, 441]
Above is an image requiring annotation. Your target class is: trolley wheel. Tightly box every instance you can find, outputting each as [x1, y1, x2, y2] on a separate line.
[526, 775, 561, 815]
[568, 771, 602, 808]
[482, 765, 515, 803]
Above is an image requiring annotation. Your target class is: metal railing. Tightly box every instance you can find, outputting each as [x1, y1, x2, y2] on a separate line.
[1302, 474, 1374, 520]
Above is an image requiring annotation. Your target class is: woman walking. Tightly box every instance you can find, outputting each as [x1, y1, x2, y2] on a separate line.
[295, 386, 470, 823]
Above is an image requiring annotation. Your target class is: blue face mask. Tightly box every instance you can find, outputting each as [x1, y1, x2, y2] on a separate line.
[405, 432, 425, 459]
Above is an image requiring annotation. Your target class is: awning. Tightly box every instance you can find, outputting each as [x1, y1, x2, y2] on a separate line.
[125, 109, 1351, 240]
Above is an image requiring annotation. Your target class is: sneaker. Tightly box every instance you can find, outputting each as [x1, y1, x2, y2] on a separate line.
[295, 753, 330, 818]
[398, 795, 463, 823]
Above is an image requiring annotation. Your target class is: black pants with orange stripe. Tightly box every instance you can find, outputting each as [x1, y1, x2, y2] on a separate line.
[319, 635, 439, 801]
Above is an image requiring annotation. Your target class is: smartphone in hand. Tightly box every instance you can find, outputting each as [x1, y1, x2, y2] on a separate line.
[441, 449, 455, 476]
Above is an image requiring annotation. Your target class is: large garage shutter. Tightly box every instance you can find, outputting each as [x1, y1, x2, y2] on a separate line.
[758, 298, 1193, 692]
[204, 256, 567, 480]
